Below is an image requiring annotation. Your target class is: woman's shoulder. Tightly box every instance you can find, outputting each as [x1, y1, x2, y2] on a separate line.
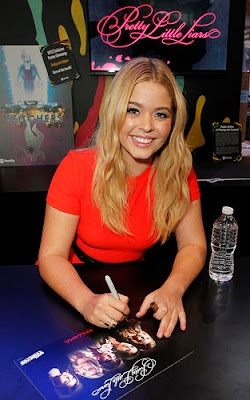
[66, 147, 97, 164]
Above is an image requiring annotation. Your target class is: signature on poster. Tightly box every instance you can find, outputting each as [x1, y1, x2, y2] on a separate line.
[92, 357, 156, 399]
[16, 320, 160, 399]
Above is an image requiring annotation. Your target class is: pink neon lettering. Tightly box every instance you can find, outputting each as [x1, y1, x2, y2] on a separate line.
[97, 5, 152, 47]
[96, 5, 222, 48]
[171, 13, 221, 45]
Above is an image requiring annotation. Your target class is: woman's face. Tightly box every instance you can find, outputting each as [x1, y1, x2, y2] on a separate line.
[134, 332, 156, 345]
[75, 360, 101, 378]
[98, 350, 117, 362]
[119, 80, 173, 176]
[116, 341, 138, 354]
[59, 371, 77, 387]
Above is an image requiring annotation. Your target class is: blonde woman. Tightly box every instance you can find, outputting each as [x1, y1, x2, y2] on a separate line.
[38, 57, 207, 339]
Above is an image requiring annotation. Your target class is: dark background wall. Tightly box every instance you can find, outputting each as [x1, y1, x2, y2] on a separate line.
[0, 0, 248, 265]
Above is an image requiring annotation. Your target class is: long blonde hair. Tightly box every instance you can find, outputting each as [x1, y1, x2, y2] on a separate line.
[92, 57, 192, 243]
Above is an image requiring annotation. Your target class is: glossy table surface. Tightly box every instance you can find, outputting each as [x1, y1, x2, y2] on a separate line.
[0, 256, 249, 399]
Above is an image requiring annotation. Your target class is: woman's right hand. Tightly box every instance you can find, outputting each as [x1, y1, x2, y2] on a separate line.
[80, 292, 130, 328]
[39, 205, 131, 328]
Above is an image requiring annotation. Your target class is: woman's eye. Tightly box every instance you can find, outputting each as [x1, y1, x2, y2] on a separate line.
[127, 107, 138, 114]
[155, 112, 168, 118]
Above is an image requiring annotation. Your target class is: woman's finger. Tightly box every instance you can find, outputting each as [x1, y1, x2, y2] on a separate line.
[136, 296, 153, 318]
[103, 317, 117, 329]
[178, 309, 187, 331]
[153, 304, 168, 320]
[163, 311, 179, 338]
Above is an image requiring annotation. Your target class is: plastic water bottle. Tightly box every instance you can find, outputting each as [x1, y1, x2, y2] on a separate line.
[209, 206, 238, 282]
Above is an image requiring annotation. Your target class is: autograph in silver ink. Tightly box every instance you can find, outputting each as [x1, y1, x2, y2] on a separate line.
[92, 357, 156, 399]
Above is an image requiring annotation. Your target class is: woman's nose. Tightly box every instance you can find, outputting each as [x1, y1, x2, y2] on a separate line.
[139, 114, 153, 132]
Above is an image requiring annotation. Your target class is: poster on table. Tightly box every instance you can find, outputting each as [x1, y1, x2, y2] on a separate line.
[0, 45, 74, 167]
[14, 319, 192, 400]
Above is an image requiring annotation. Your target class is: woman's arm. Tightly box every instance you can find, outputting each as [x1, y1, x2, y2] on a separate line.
[136, 198, 207, 338]
[38, 204, 129, 327]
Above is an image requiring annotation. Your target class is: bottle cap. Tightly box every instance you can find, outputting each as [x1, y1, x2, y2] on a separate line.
[222, 206, 234, 215]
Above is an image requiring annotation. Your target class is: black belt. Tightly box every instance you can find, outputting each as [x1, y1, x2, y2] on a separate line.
[72, 241, 103, 265]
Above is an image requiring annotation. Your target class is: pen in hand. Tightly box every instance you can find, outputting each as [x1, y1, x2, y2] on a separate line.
[105, 275, 120, 300]
[105, 275, 128, 322]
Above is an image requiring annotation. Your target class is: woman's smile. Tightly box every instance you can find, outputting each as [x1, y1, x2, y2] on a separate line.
[131, 135, 154, 145]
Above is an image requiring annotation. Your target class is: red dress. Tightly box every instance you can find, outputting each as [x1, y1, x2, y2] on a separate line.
[47, 149, 200, 263]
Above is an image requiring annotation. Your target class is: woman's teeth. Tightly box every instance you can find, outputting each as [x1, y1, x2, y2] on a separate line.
[132, 136, 153, 143]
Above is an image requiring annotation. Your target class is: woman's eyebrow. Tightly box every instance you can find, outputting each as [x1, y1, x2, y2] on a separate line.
[128, 101, 170, 111]
[128, 101, 140, 107]
[155, 106, 171, 111]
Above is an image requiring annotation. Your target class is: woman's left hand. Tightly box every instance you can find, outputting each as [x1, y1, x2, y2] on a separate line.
[136, 285, 186, 339]
[136, 199, 207, 338]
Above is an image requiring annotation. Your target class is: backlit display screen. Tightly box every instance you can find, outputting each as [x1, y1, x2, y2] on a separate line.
[87, 0, 230, 74]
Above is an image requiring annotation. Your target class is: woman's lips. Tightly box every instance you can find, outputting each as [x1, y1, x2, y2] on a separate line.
[131, 135, 154, 147]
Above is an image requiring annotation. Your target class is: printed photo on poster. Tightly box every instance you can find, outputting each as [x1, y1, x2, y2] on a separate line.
[14, 319, 193, 400]
[0, 45, 74, 167]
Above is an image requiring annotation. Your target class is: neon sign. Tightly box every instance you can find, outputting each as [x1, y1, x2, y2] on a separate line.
[88, 1, 230, 73]
[97, 5, 221, 48]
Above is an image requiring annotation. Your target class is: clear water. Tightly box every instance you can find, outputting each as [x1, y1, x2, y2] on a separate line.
[209, 252, 234, 281]
[209, 217, 238, 282]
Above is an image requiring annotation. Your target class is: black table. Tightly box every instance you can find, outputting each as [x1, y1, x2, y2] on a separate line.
[1, 257, 249, 400]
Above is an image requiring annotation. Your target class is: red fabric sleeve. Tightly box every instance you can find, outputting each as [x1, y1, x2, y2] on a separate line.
[188, 167, 200, 201]
[46, 151, 82, 215]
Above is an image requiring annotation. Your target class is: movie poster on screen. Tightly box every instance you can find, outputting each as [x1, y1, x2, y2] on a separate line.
[0, 45, 74, 167]
[14, 319, 193, 400]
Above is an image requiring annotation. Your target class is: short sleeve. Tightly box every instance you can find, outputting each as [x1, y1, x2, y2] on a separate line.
[46, 151, 81, 215]
[188, 167, 200, 201]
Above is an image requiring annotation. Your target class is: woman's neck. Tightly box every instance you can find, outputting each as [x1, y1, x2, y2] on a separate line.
[125, 159, 152, 177]
[122, 150, 154, 177]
